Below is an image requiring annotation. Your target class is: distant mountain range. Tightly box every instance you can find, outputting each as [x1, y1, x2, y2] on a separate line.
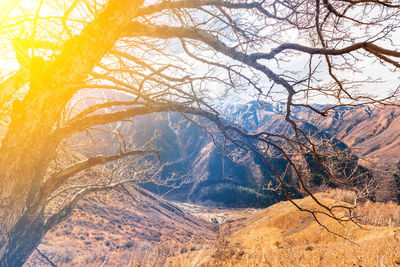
[68, 98, 400, 207]
[72, 103, 295, 208]
[2, 96, 398, 206]
[299, 104, 400, 201]
[2, 99, 397, 265]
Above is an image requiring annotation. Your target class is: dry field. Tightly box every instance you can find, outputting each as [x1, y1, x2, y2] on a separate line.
[166, 190, 400, 267]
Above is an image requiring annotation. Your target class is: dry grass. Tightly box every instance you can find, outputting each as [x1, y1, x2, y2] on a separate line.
[167, 192, 400, 267]
[203, 235, 400, 267]
[28, 189, 400, 266]
[327, 188, 357, 204]
[328, 188, 400, 227]
[167, 232, 400, 267]
[26, 184, 215, 266]
[353, 200, 400, 227]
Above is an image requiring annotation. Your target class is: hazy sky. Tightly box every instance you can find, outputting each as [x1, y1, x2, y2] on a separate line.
[0, 0, 399, 106]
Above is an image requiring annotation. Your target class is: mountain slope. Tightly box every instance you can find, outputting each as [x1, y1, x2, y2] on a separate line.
[69, 100, 378, 206]
[302, 105, 400, 201]
[26, 183, 215, 266]
[70, 108, 296, 208]
[316, 105, 400, 169]
[175, 192, 400, 266]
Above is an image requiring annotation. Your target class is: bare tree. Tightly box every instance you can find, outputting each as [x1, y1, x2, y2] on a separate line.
[0, 0, 400, 265]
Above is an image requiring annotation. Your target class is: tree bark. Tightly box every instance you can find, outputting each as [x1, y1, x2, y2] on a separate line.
[0, 211, 54, 267]
[0, 0, 143, 264]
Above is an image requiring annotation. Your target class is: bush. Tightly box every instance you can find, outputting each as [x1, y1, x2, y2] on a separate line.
[124, 241, 134, 249]
[353, 136, 365, 146]
[391, 164, 400, 202]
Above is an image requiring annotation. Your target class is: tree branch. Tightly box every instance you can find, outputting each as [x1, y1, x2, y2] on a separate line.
[54, 103, 221, 140]
[35, 248, 57, 267]
[136, 0, 259, 17]
[123, 22, 295, 94]
[0, 69, 29, 106]
[40, 150, 159, 201]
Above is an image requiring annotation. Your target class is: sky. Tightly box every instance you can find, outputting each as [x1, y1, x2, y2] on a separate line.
[0, 0, 399, 106]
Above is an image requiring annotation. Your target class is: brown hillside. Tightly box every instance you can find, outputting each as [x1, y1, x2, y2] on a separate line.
[319, 105, 400, 168]
[173, 192, 400, 266]
[1, 123, 215, 266]
[25, 183, 215, 266]
[306, 105, 400, 201]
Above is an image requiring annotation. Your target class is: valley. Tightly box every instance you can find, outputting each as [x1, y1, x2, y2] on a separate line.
[69, 101, 400, 206]
[26, 188, 400, 266]
[3, 102, 400, 266]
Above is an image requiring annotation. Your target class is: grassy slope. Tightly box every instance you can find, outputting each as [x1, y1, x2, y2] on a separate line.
[25, 183, 216, 267]
[172, 192, 400, 267]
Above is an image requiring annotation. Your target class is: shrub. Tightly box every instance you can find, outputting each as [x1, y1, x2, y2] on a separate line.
[353, 137, 365, 146]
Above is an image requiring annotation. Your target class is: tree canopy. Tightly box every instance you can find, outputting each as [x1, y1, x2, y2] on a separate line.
[0, 0, 400, 265]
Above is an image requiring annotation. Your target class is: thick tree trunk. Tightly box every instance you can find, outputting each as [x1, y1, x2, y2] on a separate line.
[1, 213, 49, 267]
[0, 204, 73, 266]
[0, 0, 143, 263]
[0, 92, 61, 260]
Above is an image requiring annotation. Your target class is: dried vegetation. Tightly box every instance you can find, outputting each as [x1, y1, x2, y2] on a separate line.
[166, 190, 400, 267]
